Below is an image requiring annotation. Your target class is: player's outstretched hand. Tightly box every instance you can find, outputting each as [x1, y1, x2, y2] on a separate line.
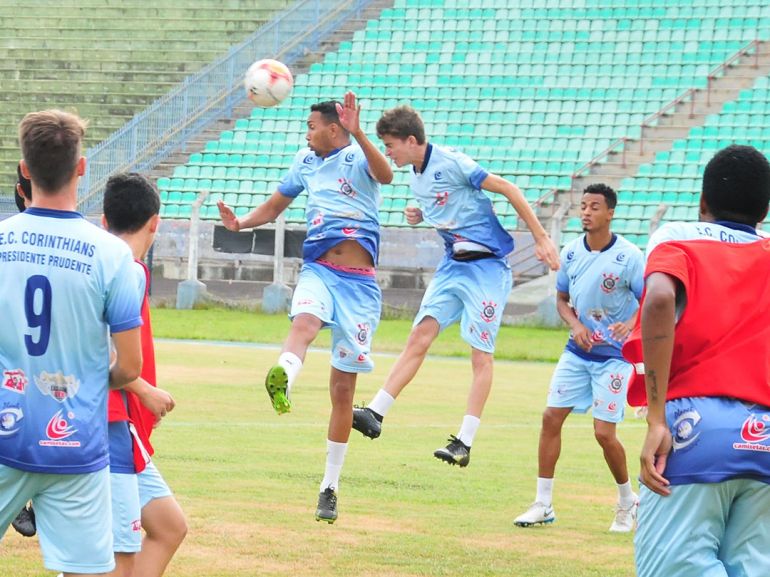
[217, 200, 240, 231]
[336, 91, 361, 135]
[640, 421, 672, 496]
[535, 235, 560, 271]
[404, 206, 423, 225]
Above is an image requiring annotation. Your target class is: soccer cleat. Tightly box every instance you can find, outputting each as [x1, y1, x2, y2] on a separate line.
[352, 406, 383, 439]
[513, 501, 556, 527]
[264, 365, 291, 415]
[433, 435, 471, 467]
[11, 504, 36, 537]
[315, 487, 338, 524]
[609, 497, 639, 533]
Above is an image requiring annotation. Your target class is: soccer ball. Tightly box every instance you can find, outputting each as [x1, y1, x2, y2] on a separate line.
[244, 59, 293, 107]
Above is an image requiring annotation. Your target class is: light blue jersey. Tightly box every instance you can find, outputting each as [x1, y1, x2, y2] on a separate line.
[557, 234, 644, 360]
[279, 144, 381, 263]
[410, 144, 513, 258]
[0, 208, 142, 474]
[647, 220, 760, 257]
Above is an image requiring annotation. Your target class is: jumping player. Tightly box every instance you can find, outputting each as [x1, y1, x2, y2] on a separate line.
[217, 91, 392, 523]
[353, 105, 559, 467]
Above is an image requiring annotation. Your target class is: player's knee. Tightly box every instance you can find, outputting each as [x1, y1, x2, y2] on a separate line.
[408, 324, 437, 353]
[593, 425, 617, 448]
[541, 408, 566, 434]
[291, 313, 321, 340]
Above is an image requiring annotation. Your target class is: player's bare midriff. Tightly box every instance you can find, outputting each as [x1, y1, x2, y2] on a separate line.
[319, 239, 373, 268]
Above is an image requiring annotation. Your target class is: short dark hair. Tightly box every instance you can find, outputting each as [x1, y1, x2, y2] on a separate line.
[310, 101, 343, 129]
[583, 183, 617, 209]
[15, 162, 32, 212]
[376, 105, 426, 144]
[103, 172, 160, 234]
[702, 145, 770, 225]
[19, 110, 87, 193]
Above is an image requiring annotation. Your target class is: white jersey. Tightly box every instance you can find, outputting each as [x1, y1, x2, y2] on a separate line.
[647, 221, 761, 257]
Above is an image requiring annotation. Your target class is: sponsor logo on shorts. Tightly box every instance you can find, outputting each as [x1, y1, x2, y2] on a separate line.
[39, 409, 80, 447]
[0, 404, 23, 436]
[593, 399, 603, 408]
[589, 308, 604, 321]
[338, 178, 357, 198]
[481, 301, 497, 323]
[342, 227, 359, 237]
[337, 346, 352, 359]
[297, 298, 315, 306]
[590, 329, 606, 343]
[355, 323, 370, 345]
[672, 408, 701, 451]
[480, 330, 490, 343]
[607, 401, 618, 412]
[733, 414, 770, 453]
[600, 273, 620, 294]
[131, 520, 142, 532]
[357, 353, 367, 363]
[2, 369, 27, 394]
[608, 374, 624, 394]
[35, 371, 80, 403]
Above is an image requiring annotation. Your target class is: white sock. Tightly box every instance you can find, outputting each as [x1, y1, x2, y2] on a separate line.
[278, 351, 302, 396]
[457, 415, 481, 447]
[320, 440, 348, 492]
[368, 389, 395, 417]
[617, 480, 636, 508]
[536, 477, 554, 507]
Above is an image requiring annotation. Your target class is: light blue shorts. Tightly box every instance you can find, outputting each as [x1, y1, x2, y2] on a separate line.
[415, 256, 512, 353]
[138, 460, 173, 509]
[0, 465, 114, 574]
[636, 480, 770, 577]
[546, 350, 633, 423]
[110, 472, 142, 553]
[291, 262, 381, 373]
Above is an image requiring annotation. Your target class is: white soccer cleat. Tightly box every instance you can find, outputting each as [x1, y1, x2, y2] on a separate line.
[609, 497, 639, 532]
[513, 501, 556, 527]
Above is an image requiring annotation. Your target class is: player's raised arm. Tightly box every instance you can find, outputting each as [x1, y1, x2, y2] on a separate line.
[217, 190, 293, 232]
[480, 173, 560, 271]
[336, 91, 393, 185]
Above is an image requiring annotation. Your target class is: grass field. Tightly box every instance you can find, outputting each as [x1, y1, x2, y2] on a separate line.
[3, 335, 644, 577]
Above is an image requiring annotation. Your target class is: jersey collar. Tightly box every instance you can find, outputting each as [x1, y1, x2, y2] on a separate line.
[323, 142, 352, 160]
[712, 220, 758, 236]
[24, 207, 84, 219]
[413, 142, 433, 174]
[583, 233, 617, 253]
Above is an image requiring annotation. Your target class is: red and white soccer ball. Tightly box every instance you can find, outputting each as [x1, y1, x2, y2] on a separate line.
[244, 59, 293, 107]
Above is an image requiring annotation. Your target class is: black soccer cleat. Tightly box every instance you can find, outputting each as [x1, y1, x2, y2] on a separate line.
[11, 504, 36, 537]
[315, 487, 338, 524]
[433, 435, 471, 468]
[352, 406, 383, 439]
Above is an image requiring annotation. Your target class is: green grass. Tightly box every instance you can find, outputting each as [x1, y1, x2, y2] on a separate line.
[151, 307, 570, 362]
[5, 342, 644, 577]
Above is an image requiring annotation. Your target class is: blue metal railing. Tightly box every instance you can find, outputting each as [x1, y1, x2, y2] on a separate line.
[75, 0, 371, 215]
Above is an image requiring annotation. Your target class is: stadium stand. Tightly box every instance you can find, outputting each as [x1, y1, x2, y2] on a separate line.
[0, 0, 289, 190]
[157, 0, 768, 249]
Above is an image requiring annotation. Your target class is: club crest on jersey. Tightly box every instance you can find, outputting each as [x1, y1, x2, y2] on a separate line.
[608, 374, 624, 394]
[355, 323, 370, 345]
[338, 178, 357, 198]
[672, 408, 701, 451]
[0, 404, 23, 436]
[434, 191, 449, 206]
[733, 414, 770, 453]
[39, 409, 80, 447]
[481, 301, 497, 323]
[3, 369, 27, 394]
[600, 273, 620, 293]
[35, 371, 80, 403]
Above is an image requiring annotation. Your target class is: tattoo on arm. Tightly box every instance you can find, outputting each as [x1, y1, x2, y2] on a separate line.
[647, 369, 658, 402]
